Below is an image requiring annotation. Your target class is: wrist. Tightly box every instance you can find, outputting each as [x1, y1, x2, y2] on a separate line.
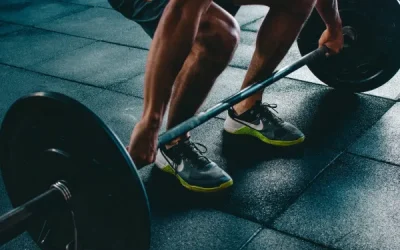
[140, 114, 162, 131]
[326, 16, 342, 32]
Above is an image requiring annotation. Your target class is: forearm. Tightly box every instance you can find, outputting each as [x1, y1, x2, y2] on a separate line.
[315, 0, 342, 30]
[141, 0, 212, 128]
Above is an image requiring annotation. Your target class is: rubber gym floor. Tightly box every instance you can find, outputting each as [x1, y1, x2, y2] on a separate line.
[1, 1, 400, 249]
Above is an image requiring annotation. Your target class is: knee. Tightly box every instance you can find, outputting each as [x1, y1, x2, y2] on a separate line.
[196, 16, 240, 63]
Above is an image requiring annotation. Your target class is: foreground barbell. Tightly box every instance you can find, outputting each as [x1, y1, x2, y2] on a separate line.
[0, 92, 151, 249]
[0, 7, 399, 248]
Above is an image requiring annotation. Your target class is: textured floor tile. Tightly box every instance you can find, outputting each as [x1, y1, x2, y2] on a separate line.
[108, 72, 145, 97]
[273, 154, 400, 249]
[0, 0, 28, 8]
[242, 17, 263, 32]
[0, 64, 104, 123]
[235, 5, 269, 27]
[243, 229, 327, 250]
[0, 232, 39, 250]
[0, 171, 39, 250]
[30, 41, 148, 87]
[0, 22, 24, 35]
[240, 30, 257, 46]
[229, 43, 255, 68]
[364, 72, 400, 100]
[0, 0, 51, 7]
[108, 66, 247, 106]
[0, 1, 88, 25]
[77, 89, 145, 146]
[142, 116, 340, 226]
[61, 0, 112, 8]
[149, 209, 261, 250]
[230, 34, 307, 74]
[37, 7, 152, 49]
[348, 102, 400, 165]
[202, 66, 247, 113]
[0, 27, 93, 67]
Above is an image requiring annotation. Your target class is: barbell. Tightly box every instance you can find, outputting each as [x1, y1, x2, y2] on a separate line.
[0, 3, 399, 249]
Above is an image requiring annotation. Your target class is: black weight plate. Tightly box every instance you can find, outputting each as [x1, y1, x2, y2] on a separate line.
[297, 0, 400, 92]
[0, 92, 151, 250]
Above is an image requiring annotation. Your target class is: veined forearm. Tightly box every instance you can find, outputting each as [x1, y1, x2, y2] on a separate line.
[315, 0, 342, 29]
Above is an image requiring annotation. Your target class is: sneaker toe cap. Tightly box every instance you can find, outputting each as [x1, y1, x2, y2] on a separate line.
[189, 162, 232, 187]
[277, 122, 305, 141]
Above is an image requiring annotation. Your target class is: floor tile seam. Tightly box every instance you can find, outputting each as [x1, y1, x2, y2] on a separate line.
[0, 62, 143, 101]
[227, 64, 379, 96]
[284, 76, 399, 102]
[0, 2, 91, 25]
[7, 2, 93, 27]
[32, 23, 150, 51]
[266, 150, 345, 226]
[237, 226, 263, 250]
[0, 25, 25, 37]
[266, 226, 339, 250]
[24, 39, 97, 69]
[0, 20, 150, 52]
[209, 207, 336, 249]
[55, 0, 113, 10]
[338, 100, 396, 152]
[329, 228, 356, 248]
[41, 2, 94, 24]
[240, 16, 265, 31]
[345, 151, 400, 168]
[107, 71, 144, 89]
[395, 92, 400, 101]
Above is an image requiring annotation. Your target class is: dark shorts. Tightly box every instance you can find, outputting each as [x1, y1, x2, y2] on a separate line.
[108, 0, 240, 38]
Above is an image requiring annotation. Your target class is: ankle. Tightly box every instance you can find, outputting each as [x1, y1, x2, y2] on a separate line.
[165, 133, 190, 149]
[233, 100, 258, 115]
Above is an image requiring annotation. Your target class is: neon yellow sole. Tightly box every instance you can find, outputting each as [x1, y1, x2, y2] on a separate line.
[160, 165, 233, 193]
[225, 126, 305, 146]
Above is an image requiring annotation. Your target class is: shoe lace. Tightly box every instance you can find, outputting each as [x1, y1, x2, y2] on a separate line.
[255, 102, 284, 124]
[162, 140, 209, 171]
[181, 141, 209, 163]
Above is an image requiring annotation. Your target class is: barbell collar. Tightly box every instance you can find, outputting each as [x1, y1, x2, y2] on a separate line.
[0, 184, 70, 245]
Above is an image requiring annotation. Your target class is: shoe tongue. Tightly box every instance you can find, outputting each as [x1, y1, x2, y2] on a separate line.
[181, 140, 211, 164]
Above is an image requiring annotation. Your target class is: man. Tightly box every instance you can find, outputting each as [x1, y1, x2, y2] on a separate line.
[109, 0, 343, 192]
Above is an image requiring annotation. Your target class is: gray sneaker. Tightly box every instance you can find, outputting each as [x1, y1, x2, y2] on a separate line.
[224, 101, 305, 146]
[155, 138, 233, 192]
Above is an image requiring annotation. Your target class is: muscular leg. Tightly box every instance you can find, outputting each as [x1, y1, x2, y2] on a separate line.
[232, 0, 317, 114]
[165, 3, 240, 145]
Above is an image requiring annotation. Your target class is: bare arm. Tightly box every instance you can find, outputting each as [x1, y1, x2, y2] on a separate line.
[315, 0, 342, 30]
[141, 0, 212, 127]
